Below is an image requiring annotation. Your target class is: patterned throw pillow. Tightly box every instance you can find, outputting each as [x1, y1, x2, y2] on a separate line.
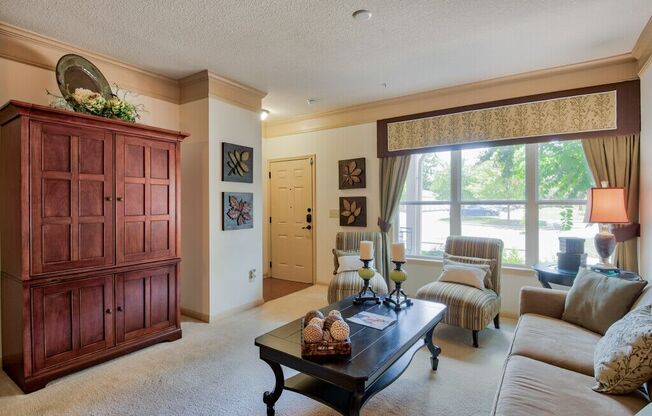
[443, 253, 495, 290]
[593, 304, 652, 395]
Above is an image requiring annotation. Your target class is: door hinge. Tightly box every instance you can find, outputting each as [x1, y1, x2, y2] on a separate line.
[268, 171, 271, 178]
[310, 158, 313, 165]
[269, 216, 272, 223]
[269, 261, 272, 268]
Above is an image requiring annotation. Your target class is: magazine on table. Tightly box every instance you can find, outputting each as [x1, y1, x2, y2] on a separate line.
[346, 311, 396, 330]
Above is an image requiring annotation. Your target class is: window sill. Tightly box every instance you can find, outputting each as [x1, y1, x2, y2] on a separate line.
[405, 256, 536, 276]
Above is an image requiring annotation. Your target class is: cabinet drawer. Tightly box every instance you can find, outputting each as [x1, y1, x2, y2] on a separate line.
[115, 264, 177, 344]
[31, 275, 114, 372]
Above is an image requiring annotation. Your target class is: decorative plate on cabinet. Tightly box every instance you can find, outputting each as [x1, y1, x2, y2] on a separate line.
[56, 54, 112, 101]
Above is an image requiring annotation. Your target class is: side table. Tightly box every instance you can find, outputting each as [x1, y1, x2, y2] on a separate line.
[532, 264, 577, 288]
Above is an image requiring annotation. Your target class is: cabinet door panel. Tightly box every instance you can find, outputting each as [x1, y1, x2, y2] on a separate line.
[31, 122, 114, 274]
[32, 276, 114, 372]
[116, 265, 176, 344]
[116, 135, 176, 264]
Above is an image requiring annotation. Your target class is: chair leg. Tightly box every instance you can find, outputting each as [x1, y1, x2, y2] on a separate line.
[494, 314, 500, 329]
[472, 330, 479, 348]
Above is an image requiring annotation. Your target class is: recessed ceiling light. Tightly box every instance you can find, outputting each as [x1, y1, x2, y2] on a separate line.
[260, 109, 269, 121]
[352, 9, 372, 21]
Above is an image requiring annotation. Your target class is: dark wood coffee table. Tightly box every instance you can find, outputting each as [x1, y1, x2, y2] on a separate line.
[255, 296, 446, 416]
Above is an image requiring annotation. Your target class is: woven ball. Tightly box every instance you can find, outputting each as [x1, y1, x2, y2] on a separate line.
[330, 320, 350, 341]
[328, 310, 342, 318]
[308, 317, 324, 328]
[323, 315, 342, 331]
[304, 310, 324, 327]
[303, 323, 323, 343]
[322, 331, 333, 342]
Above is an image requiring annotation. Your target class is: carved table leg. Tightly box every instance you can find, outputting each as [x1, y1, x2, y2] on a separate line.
[424, 325, 442, 371]
[347, 391, 364, 416]
[262, 359, 284, 416]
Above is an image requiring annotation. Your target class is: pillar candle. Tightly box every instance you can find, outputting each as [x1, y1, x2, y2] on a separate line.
[391, 242, 406, 262]
[359, 241, 373, 260]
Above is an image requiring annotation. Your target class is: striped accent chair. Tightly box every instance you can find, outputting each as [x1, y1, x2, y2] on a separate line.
[327, 232, 389, 304]
[416, 236, 503, 347]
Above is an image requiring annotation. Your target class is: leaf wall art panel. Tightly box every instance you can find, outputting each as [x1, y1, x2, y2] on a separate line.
[339, 197, 366, 227]
[338, 157, 365, 189]
[222, 142, 254, 183]
[223, 192, 254, 230]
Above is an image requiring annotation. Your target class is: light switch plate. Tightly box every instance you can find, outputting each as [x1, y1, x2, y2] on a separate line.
[329, 209, 339, 219]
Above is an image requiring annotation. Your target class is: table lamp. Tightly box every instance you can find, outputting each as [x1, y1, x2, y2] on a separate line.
[354, 241, 381, 304]
[585, 182, 629, 269]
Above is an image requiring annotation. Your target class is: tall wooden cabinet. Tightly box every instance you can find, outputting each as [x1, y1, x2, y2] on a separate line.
[0, 101, 187, 393]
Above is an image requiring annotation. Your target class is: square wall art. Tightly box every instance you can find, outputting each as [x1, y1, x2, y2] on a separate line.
[339, 197, 366, 227]
[223, 192, 254, 230]
[222, 142, 253, 183]
[338, 158, 366, 189]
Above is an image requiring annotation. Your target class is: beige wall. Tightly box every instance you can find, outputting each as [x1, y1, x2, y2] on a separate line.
[639, 64, 652, 279]
[262, 123, 541, 317]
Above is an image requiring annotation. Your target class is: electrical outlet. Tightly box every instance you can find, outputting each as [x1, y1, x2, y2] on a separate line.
[329, 209, 339, 218]
[249, 269, 256, 280]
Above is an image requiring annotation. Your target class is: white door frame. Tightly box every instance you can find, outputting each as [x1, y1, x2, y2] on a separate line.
[267, 154, 317, 285]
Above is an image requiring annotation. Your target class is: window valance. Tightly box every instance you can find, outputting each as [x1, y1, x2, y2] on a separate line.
[377, 80, 640, 158]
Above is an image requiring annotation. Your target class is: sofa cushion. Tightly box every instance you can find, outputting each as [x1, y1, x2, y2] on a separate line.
[562, 269, 647, 335]
[511, 314, 601, 376]
[594, 305, 652, 394]
[492, 355, 649, 416]
[416, 281, 499, 331]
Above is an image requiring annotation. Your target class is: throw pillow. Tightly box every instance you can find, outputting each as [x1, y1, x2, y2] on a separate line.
[336, 254, 373, 274]
[562, 269, 647, 335]
[437, 264, 487, 290]
[443, 253, 495, 290]
[332, 249, 357, 274]
[593, 304, 652, 395]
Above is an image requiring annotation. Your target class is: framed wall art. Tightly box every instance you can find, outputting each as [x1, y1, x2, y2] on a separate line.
[222, 142, 253, 183]
[338, 157, 365, 189]
[339, 197, 366, 227]
[223, 192, 254, 230]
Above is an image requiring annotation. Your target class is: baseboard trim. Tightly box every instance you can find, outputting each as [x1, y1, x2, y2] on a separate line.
[209, 298, 265, 322]
[181, 307, 210, 323]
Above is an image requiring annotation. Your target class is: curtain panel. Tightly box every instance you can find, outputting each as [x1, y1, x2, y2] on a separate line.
[582, 135, 640, 273]
[378, 156, 411, 283]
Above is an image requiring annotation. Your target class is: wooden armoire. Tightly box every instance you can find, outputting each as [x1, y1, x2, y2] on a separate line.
[0, 101, 187, 393]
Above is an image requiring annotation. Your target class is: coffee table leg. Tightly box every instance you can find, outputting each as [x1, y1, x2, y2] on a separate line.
[347, 391, 364, 416]
[262, 359, 284, 416]
[424, 325, 442, 371]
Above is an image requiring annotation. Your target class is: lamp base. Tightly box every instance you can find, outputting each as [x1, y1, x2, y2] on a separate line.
[383, 281, 413, 311]
[594, 226, 617, 269]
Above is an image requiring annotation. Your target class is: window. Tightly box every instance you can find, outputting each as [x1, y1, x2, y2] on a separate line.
[397, 140, 598, 265]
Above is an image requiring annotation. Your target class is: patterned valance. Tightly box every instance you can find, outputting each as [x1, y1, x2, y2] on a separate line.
[377, 81, 640, 157]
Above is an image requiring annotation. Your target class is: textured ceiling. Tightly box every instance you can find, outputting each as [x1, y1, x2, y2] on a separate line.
[1, 0, 650, 122]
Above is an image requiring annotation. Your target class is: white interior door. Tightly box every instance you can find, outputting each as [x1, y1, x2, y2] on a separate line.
[270, 157, 314, 283]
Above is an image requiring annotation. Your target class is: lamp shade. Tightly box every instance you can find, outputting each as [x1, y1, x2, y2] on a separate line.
[585, 187, 629, 224]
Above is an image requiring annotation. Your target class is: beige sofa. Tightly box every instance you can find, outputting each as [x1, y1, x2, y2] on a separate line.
[491, 286, 651, 416]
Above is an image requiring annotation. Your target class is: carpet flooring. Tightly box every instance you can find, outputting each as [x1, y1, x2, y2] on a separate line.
[0, 285, 514, 416]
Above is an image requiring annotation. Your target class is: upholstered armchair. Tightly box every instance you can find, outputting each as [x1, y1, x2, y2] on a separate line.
[416, 236, 503, 348]
[327, 231, 389, 304]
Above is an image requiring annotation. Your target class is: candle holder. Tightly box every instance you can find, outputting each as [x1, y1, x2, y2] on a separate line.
[383, 261, 413, 311]
[353, 259, 381, 305]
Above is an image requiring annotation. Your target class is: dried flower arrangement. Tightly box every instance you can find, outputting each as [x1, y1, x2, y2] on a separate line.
[46, 84, 144, 123]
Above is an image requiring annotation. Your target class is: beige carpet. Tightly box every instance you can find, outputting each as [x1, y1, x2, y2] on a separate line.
[0, 285, 514, 416]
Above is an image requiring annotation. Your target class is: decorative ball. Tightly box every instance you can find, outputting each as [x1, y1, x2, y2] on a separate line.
[303, 323, 324, 343]
[323, 315, 342, 331]
[322, 331, 333, 342]
[304, 310, 324, 327]
[330, 320, 350, 341]
[328, 310, 342, 318]
[308, 317, 324, 328]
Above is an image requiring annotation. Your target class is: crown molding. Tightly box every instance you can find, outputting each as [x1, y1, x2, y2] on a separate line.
[0, 21, 266, 111]
[633, 17, 652, 75]
[263, 54, 639, 138]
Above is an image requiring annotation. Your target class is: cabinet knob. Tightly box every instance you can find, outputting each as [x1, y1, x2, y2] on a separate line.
[117, 306, 123, 312]
[105, 308, 112, 314]
[105, 196, 113, 202]
[116, 197, 124, 202]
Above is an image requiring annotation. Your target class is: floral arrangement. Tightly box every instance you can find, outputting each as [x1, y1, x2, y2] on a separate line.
[47, 84, 143, 123]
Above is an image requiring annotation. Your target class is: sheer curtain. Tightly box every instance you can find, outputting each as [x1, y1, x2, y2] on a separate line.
[582, 135, 640, 272]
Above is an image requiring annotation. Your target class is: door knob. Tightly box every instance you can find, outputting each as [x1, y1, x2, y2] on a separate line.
[117, 306, 123, 312]
[302, 225, 312, 230]
[105, 196, 113, 201]
[105, 308, 112, 314]
[116, 196, 124, 202]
